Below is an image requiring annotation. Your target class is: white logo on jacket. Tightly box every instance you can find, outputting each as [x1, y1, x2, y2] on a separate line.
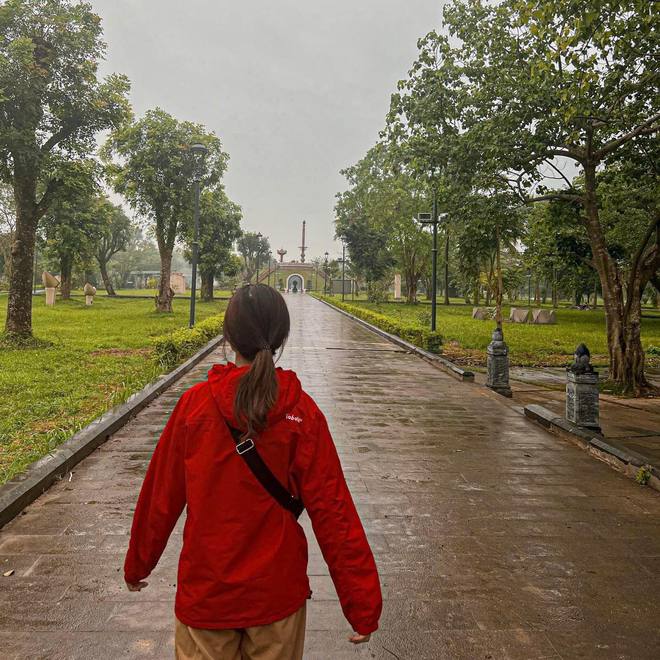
[286, 414, 303, 423]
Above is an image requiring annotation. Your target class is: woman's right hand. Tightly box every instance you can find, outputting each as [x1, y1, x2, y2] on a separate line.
[348, 633, 371, 644]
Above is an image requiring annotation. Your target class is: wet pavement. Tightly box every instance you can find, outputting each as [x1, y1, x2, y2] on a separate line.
[1, 294, 660, 659]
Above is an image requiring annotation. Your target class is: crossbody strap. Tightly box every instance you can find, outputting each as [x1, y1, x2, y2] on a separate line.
[226, 423, 305, 520]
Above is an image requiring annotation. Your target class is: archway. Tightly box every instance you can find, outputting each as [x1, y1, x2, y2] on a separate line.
[286, 274, 304, 293]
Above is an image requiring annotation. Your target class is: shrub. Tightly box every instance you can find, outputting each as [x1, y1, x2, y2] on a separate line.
[153, 313, 224, 370]
[316, 295, 442, 353]
[646, 345, 660, 356]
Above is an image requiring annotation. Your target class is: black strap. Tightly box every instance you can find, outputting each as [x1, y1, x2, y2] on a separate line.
[226, 424, 304, 519]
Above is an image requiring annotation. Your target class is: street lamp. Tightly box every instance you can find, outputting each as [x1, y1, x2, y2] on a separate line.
[417, 192, 446, 332]
[340, 242, 346, 301]
[255, 232, 263, 283]
[324, 251, 329, 294]
[189, 142, 208, 328]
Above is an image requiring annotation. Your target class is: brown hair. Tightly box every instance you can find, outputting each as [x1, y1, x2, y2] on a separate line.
[223, 284, 290, 438]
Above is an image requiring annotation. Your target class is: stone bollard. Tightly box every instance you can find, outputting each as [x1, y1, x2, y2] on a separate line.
[566, 343, 600, 432]
[83, 283, 97, 306]
[487, 327, 512, 397]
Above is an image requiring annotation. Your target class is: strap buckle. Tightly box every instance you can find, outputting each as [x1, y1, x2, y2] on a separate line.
[236, 438, 255, 455]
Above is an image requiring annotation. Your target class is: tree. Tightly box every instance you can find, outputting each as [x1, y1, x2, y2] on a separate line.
[0, 0, 131, 335]
[40, 161, 102, 298]
[436, 0, 658, 392]
[94, 198, 132, 296]
[335, 143, 429, 303]
[180, 187, 242, 301]
[102, 108, 228, 312]
[237, 232, 270, 283]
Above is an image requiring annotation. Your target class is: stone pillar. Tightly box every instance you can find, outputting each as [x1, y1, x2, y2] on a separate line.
[42, 271, 59, 306]
[566, 343, 600, 432]
[83, 283, 96, 306]
[394, 273, 402, 300]
[486, 327, 512, 397]
[45, 288, 56, 306]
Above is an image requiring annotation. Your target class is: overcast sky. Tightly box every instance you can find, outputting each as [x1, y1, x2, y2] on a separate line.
[91, 1, 444, 261]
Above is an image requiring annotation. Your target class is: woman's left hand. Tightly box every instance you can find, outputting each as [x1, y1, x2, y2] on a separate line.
[125, 580, 148, 592]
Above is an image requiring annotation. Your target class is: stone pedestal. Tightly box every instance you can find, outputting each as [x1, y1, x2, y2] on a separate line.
[486, 327, 512, 397]
[45, 287, 56, 306]
[394, 273, 402, 300]
[566, 370, 600, 431]
[85, 295, 94, 306]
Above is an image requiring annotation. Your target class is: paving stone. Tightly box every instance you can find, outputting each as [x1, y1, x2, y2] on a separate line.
[1, 295, 659, 658]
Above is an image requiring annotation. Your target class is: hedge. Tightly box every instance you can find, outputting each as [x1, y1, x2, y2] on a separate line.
[315, 296, 442, 353]
[153, 313, 225, 370]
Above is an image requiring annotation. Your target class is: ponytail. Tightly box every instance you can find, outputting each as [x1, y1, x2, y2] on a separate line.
[234, 347, 278, 438]
[223, 284, 290, 439]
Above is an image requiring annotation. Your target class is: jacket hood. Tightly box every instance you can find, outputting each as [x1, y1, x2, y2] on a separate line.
[207, 362, 302, 429]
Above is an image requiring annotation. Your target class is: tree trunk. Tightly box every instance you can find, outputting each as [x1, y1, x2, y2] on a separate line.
[156, 249, 174, 313]
[60, 256, 72, 300]
[99, 259, 116, 296]
[592, 274, 598, 308]
[473, 280, 480, 306]
[582, 162, 648, 393]
[534, 281, 541, 306]
[405, 277, 417, 304]
[201, 271, 214, 302]
[4, 176, 38, 337]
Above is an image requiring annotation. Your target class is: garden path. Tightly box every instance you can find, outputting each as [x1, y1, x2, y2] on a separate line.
[1, 294, 659, 659]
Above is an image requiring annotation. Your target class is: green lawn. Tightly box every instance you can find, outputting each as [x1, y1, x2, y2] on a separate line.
[0, 296, 226, 483]
[332, 298, 660, 368]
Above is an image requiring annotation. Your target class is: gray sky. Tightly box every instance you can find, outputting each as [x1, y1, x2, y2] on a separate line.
[92, 0, 443, 261]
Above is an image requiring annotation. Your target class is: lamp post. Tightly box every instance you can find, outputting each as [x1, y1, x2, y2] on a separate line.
[341, 242, 346, 301]
[189, 142, 208, 328]
[255, 232, 263, 283]
[417, 192, 446, 332]
[267, 251, 272, 286]
[527, 268, 532, 308]
[324, 251, 329, 294]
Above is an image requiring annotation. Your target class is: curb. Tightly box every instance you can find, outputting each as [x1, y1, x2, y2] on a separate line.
[315, 297, 474, 382]
[524, 404, 660, 491]
[0, 334, 224, 529]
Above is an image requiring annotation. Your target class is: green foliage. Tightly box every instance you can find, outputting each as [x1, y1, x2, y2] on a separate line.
[236, 232, 270, 282]
[330, 300, 660, 368]
[635, 465, 652, 487]
[0, 295, 226, 483]
[153, 313, 225, 370]
[317, 295, 442, 353]
[180, 187, 242, 286]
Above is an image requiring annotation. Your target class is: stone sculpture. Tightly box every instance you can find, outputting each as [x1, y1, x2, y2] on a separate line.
[472, 307, 496, 321]
[170, 273, 186, 295]
[83, 283, 97, 306]
[394, 273, 402, 300]
[509, 307, 530, 323]
[42, 271, 59, 306]
[531, 308, 557, 325]
[566, 343, 600, 431]
[486, 327, 512, 397]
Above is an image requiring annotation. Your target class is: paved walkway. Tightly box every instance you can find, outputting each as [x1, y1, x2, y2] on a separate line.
[1, 295, 659, 659]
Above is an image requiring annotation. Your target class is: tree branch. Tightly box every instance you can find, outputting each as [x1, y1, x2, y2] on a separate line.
[595, 112, 660, 160]
[40, 123, 79, 154]
[35, 178, 63, 218]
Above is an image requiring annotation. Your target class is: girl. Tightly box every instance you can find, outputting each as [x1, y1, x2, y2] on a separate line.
[124, 284, 382, 659]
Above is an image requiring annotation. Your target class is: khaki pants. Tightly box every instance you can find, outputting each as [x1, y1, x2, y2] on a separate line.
[175, 604, 306, 660]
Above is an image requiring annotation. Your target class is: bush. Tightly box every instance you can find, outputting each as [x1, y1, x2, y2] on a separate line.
[153, 313, 224, 370]
[316, 295, 442, 353]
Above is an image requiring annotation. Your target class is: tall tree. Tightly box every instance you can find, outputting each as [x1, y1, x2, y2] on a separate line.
[0, 0, 130, 335]
[102, 108, 228, 312]
[94, 197, 132, 296]
[335, 143, 428, 303]
[40, 161, 101, 298]
[237, 231, 270, 283]
[442, 0, 658, 392]
[180, 187, 242, 301]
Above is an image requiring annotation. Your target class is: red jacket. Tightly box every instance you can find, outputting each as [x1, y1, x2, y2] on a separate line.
[124, 363, 382, 634]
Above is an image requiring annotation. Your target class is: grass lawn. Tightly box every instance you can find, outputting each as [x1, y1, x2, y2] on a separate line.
[331, 298, 660, 369]
[0, 295, 226, 484]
